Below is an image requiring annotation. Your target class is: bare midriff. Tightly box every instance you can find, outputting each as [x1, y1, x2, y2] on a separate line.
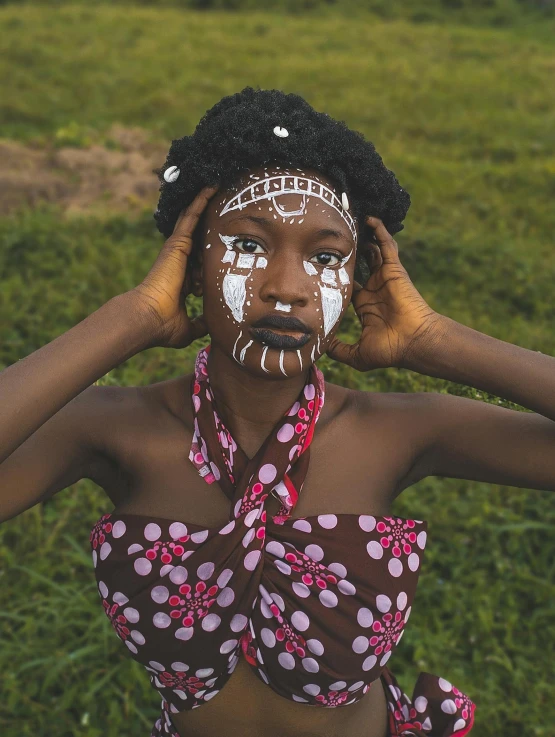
[168, 639, 390, 737]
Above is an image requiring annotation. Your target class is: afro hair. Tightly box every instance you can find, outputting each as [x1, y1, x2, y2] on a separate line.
[154, 86, 410, 284]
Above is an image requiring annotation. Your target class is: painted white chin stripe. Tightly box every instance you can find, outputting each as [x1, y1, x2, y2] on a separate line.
[261, 345, 270, 373]
[219, 175, 357, 243]
[239, 340, 253, 364]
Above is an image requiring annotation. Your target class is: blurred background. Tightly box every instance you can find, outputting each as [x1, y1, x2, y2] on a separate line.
[1, 1, 554, 735]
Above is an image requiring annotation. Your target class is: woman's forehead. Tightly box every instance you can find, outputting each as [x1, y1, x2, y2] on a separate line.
[210, 164, 357, 243]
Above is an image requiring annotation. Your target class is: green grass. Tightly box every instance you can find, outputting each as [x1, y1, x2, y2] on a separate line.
[1, 5, 555, 737]
[5, 0, 555, 30]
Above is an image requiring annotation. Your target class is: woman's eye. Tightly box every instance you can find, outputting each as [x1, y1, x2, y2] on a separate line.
[310, 252, 342, 267]
[233, 238, 265, 254]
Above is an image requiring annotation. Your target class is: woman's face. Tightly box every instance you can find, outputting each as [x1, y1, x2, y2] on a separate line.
[196, 163, 358, 379]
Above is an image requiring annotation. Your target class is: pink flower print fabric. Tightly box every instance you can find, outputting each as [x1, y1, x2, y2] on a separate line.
[89, 344, 476, 736]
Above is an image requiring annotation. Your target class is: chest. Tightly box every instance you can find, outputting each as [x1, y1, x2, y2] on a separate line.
[98, 389, 410, 524]
[90, 383, 408, 737]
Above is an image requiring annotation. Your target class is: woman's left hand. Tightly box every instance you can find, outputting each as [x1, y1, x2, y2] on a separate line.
[326, 216, 445, 371]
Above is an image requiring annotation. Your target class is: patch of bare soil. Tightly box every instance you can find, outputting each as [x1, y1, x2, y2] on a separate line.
[0, 124, 169, 219]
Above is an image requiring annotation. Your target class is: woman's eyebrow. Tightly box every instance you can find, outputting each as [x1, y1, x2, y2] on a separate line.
[227, 214, 352, 243]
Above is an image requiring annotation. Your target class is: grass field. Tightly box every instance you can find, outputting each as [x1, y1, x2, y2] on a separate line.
[0, 4, 554, 736]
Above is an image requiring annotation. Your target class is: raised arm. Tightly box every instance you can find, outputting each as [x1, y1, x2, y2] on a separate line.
[0, 186, 218, 522]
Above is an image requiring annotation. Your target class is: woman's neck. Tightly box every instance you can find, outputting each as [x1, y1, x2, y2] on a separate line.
[205, 343, 309, 454]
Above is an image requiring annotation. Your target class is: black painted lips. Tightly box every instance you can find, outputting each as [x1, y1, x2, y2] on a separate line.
[249, 313, 312, 350]
[250, 327, 312, 350]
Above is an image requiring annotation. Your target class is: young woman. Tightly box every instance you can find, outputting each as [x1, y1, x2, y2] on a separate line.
[2, 87, 554, 737]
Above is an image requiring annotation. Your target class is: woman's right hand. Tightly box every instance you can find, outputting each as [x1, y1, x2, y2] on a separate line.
[130, 185, 219, 349]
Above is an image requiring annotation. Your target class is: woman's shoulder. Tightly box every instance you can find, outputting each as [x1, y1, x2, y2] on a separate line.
[324, 378, 421, 421]
[87, 378, 191, 462]
[138, 374, 194, 425]
[324, 381, 433, 459]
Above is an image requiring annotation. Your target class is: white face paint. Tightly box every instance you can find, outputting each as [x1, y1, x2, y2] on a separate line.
[222, 273, 247, 323]
[219, 174, 357, 243]
[232, 330, 243, 362]
[260, 345, 270, 373]
[275, 301, 292, 312]
[239, 339, 253, 365]
[217, 233, 261, 328]
[319, 284, 344, 336]
[338, 268, 350, 285]
[214, 167, 357, 372]
[321, 268, 337, 286]
[236, 253, 255, 269]
[219, 233, 236, 250]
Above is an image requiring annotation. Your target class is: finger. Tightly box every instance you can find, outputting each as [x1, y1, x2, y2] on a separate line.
[172, 185, 220, 241]
[350, 280, 364, 304]
[325, 336, 359, 368]
[365, 216, 399, 262]
[189, 314, 209, 341]
[173, 185, 219, 236]
[358, 243, 382, 280]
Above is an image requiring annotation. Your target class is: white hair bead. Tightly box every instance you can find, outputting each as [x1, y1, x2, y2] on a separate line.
[341, 192, 350, 211]
[273, 126, 289, 138]
[163, 165, 180, 183]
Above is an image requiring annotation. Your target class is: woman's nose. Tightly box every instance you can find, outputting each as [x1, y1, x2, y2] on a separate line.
[257, 254, 310, 308]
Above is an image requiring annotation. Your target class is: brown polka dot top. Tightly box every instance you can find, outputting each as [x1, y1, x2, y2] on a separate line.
[90, 346, 476, 736]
